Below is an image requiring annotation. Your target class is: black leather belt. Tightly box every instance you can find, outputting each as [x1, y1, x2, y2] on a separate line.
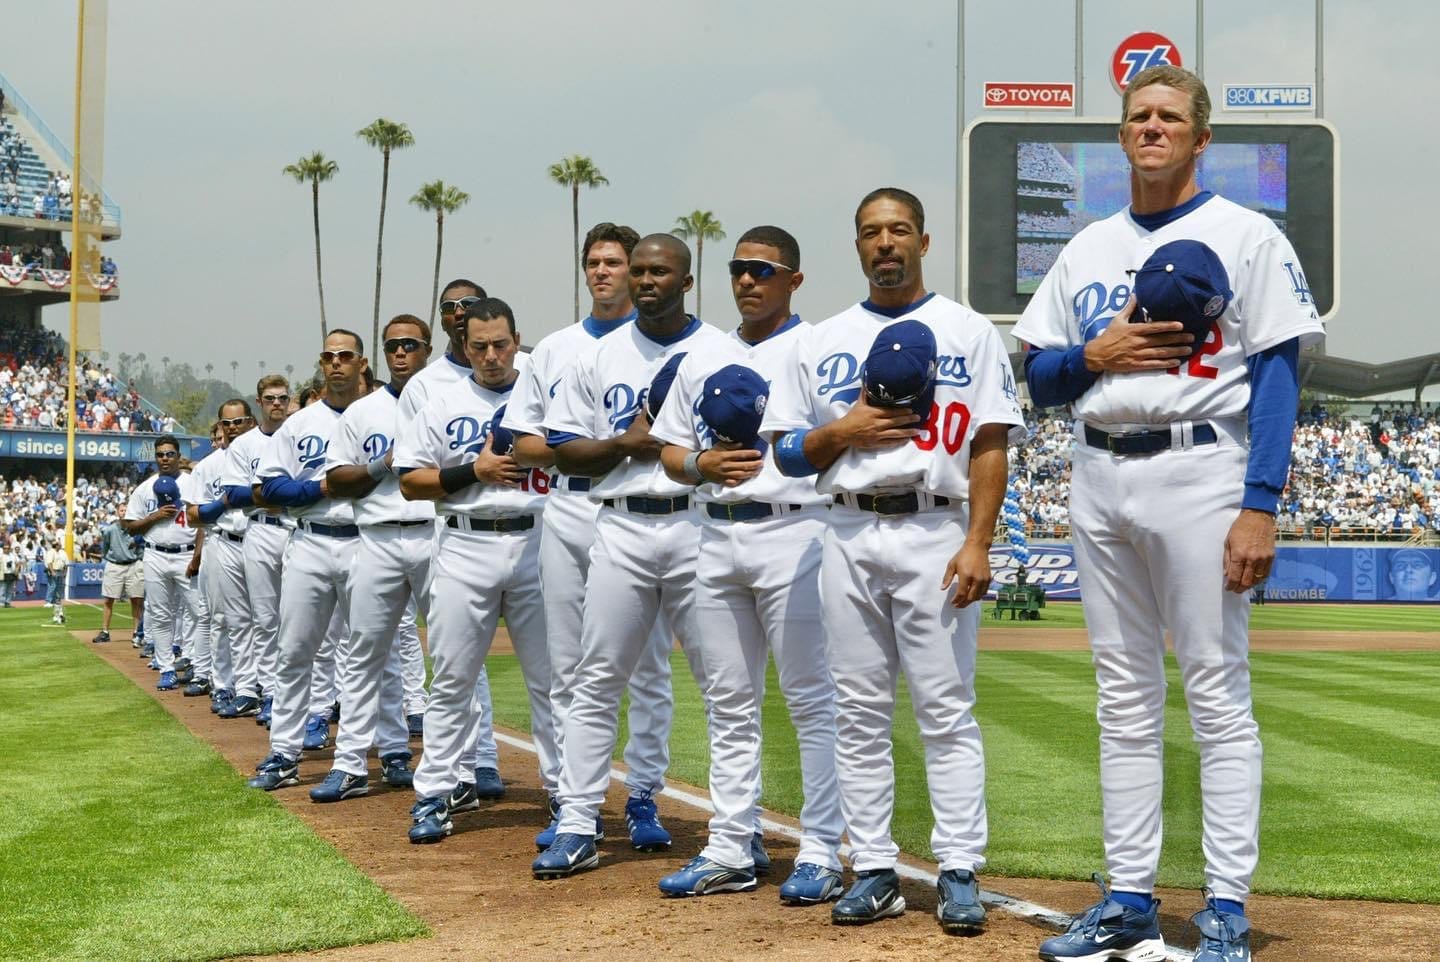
[221, 530, 245, 543]
[373, 519, 433, 527]
[300, 521, 359, 538]
[146, 542, 195, 554]
[252, 514, 285, 527]
[705, 501, 804, 522]
[565, 476, 591, 492]
[1083, 422, 1217, 455]
[602, 495, 691, 515]
[835, 492, 950, 516]
[445, 514, 536, 533]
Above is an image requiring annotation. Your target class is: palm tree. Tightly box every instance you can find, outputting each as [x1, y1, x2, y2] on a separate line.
[204, 363, 214, 380]
[670, 211, 726, 320]
[409, 180, 471, 325]
[356, 119, 416, 351]
[547, 155, 609, 324]
[282, 151, 340, 339]
[229, 360, 238, 389]
[285, 364, 295, 384]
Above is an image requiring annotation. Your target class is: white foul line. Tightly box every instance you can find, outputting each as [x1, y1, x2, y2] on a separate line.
[492, 730, 1194, 960]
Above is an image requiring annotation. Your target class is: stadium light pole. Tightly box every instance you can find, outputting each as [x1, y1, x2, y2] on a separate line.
[63, 0, 91, 566]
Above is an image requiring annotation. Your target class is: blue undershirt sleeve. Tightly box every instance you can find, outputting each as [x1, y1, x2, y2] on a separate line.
[1024, 345, 1101, 409]
[222, 485, 254, 508]
[1242, 338, 1301, 514]
[196, 500, 226, 524]
[545, 431, 581, 447]
[258, 476, 324, 507]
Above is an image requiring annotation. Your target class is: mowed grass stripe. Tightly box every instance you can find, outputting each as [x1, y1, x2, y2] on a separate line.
[0, 610, 426, 962]
[1248, 669, 1440, 726]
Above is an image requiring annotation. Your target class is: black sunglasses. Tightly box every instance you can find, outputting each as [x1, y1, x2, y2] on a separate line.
[439, 295, 483, 316]
[319, 350, 359, 365]
[155, 450, 179, 458]
[260, 393, 289, 405]
[728, 258, 793, 280]
[384, 336, 427, 354]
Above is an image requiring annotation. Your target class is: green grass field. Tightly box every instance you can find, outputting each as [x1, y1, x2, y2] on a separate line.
[986, 599, 1436, 632]
[486, 603, 1440, 904]
[0, 605, 426, 962]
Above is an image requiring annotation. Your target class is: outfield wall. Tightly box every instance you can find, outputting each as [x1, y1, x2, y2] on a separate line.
[990, 544, 1440, 603]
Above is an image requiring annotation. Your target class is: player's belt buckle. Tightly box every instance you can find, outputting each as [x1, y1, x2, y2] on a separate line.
[1108, 429, 1168, 455]
[222, 530, 245, 543]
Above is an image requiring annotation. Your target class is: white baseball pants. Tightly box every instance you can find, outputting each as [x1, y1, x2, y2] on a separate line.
[200, 538, 232, 691]
[242, 520, 289, 696]
[142, 548, 201, 674]
[213, 534, 257, 698]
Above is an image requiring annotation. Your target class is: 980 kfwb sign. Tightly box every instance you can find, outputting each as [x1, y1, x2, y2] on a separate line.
[1222, 84, 1315, 111]
[1110, 31, 1182, 91]
[983, 82, 1075, 110]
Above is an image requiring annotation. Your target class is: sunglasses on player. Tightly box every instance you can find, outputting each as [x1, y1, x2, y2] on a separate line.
[383, 336, 427, 354]
[319, 350, 359, 365]
[727, 258, 793, 280]
[261, 393, 289, 405]
[439, 295, 483, 316]
[218, 416, 253, 427]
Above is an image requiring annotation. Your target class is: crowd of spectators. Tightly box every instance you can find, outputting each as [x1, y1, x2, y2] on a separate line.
[1, 328, 176, 434]
[0, 467, 142, 595]
[1017, 210, 1079, 233]
[1017, 241, 1065, 284]
[1017, 142, 1077, 186]
[0, 240, 116, 276]
[1008, 402, 1440, 541]
[0, 117, 107, 224]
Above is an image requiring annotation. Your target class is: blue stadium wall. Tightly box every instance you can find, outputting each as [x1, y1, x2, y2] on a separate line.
[988, 545, 1440, 603]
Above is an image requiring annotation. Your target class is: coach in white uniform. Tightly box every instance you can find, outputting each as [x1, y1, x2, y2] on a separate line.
[247, 330, 368, 791]
[763, 189, 1023, 932]
[310, 315, 437, 802]
[532, 234, 730, 880]
[1015, 66, 1322, 962]
[650, 225, 843, 902]
[396, 298, 557, 843]
[221, 376, 293, 721]
[123, 435, 205, 692]
[504, 222, 677, 850]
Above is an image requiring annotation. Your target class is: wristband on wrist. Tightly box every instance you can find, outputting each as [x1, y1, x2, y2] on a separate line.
[366, 457, 390, 480]
[775, 428, 819, 477]
[438, 462, 479, 494]
[682, 449, 705, 484]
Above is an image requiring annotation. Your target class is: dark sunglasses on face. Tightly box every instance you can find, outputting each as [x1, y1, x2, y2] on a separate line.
[218, 416, 253, 427]
[261, 393, 289, 405]
[728, 258, 793, 280]
[319, 350, 359, 365]
[439, 295, 482, 316]
[155, 450, 179, 459]
[384, 336, 427, 354]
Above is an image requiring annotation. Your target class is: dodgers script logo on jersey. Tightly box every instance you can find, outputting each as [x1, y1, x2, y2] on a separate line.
[603, 383, 644, 431]
[1072, 278, 1227, 380]
[817, 350, 975, 405]
[446, 416, 486, 456]
[363, 432, 392, 463]
[296, 435, 328, 470]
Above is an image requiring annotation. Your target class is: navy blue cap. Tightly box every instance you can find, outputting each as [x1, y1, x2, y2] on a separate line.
[646, 352, 688, 419]
[698, 364, 769, 449]
[153, 475, 182, 507]
[862, 319, 936, 417]
[489, 403, 514, 456]
[1134, 239, 1232, 342]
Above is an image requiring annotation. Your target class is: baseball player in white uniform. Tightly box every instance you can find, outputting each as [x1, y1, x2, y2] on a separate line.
[1015, 67, 1322, 962]
[221, 375, 294, 722]
[532, 234, 730, 880]
[395, 298, 557, 843]
[399, 277, 516, 798]
[309, 314, 438, 802]
[123, 436, 206, 693]
[503, 222, 677, 851]
[246, 330, 368, 791]
[649, 225, 844, 902]
[762, 189, 1024, 933]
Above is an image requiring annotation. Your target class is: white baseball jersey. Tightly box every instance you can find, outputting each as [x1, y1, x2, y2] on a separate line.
[394, 374, 547, 518]
[222, 424, 295, 528]
[331, 384, 435, 526]
[545, 317, 729, 500]
[191, 447, 247, 536]
[650, 318, 827, 508]
[255, 401, 355, 526]
[1012, 195, 1325, 425]
[397, 349, 531, 422]
[761, 295, 1025, 498]
[125, 472, 203, 547]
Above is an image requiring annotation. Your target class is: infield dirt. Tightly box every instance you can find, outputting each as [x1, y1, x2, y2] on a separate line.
[85, 627, 1439, 962]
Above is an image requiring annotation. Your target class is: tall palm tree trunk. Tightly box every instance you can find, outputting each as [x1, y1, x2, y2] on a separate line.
[311, 180, 328, 337]
[695, 236, 704, 319]
[571, 183, 580, 324]
[430, 212, 444, 326]
[372, 150, 391, 353]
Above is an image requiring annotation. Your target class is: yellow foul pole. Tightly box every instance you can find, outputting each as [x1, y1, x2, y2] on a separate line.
[63, 0, 88, 562]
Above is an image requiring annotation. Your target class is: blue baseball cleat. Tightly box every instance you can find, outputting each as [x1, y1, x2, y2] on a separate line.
[1190, 889, 1251, 962]
[751, 832, 771, 875]
[448, 781, 479, 813]
[309, 769, 368, 803]
[832, 869, 906, 925]
[220, 695, 259, 718]
[210, 688, 234, 714]
[779, 862, 844, 905]
[156, 671, 178, 691]
[658, 856, 757, 897]
[1039, 875, 1165, 962]
[302, 714, 331, 751]
[247, 753, 300, 791]
[936, 868, 987, 935]
[381, 752, 414, 789]
[532, 832, 598, 879]
[474, 766, 505, 799]
[255, 695, 273, 727]
[409, 795, 452, 844]
[625, 792, 671, 852]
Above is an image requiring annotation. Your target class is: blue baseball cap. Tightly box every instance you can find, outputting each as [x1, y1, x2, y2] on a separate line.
[862, 319, 936, 417]
[489, 403, 514, 456]
[646, 352, 688, 419]
[1134, 239, 1232, 342]
[153, 475, 181, 507]
[698, 364, 769, 449]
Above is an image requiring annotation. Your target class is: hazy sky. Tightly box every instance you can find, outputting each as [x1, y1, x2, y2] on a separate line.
[2, 0, 1435, 397]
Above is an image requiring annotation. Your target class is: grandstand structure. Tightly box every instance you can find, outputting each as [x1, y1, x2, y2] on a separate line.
[1015, 143, 1077, 295]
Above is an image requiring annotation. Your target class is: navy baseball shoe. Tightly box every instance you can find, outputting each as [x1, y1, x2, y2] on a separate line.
[156, 671, 178, 691]
[380, 752, 414, 789]
[779, 862, 844, 905]
[255, 695, 273, 727]
[658, 856, 757, 897]
[408, 795, 452, 844]
[1190, 889, 1251, 962]
[474, 766, 505, 799]
[936, 868, 987, 935]
[220, 694, 259, 718]
[1039, 875, 1165, 962]
[171, 644, 182, 658]
[406, 713, 424, 737]
[310, 769, 369, 803]
[832, 869, 906, 925]
[625, 792, 671, 851]
[448, 781, 480, 813]
[532, 833, 599, 879]
[536, 797, 605, 851]
[184, 677, 212, 697]
[751, 832, 772, 875]
[210, 688, 234, 714]
[140, 642, 155, 658]
[92, 630, 110, 644]
[302, 714, 331, 751]
[328, 700, 341, 723]
[247, 753, 300, 791]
